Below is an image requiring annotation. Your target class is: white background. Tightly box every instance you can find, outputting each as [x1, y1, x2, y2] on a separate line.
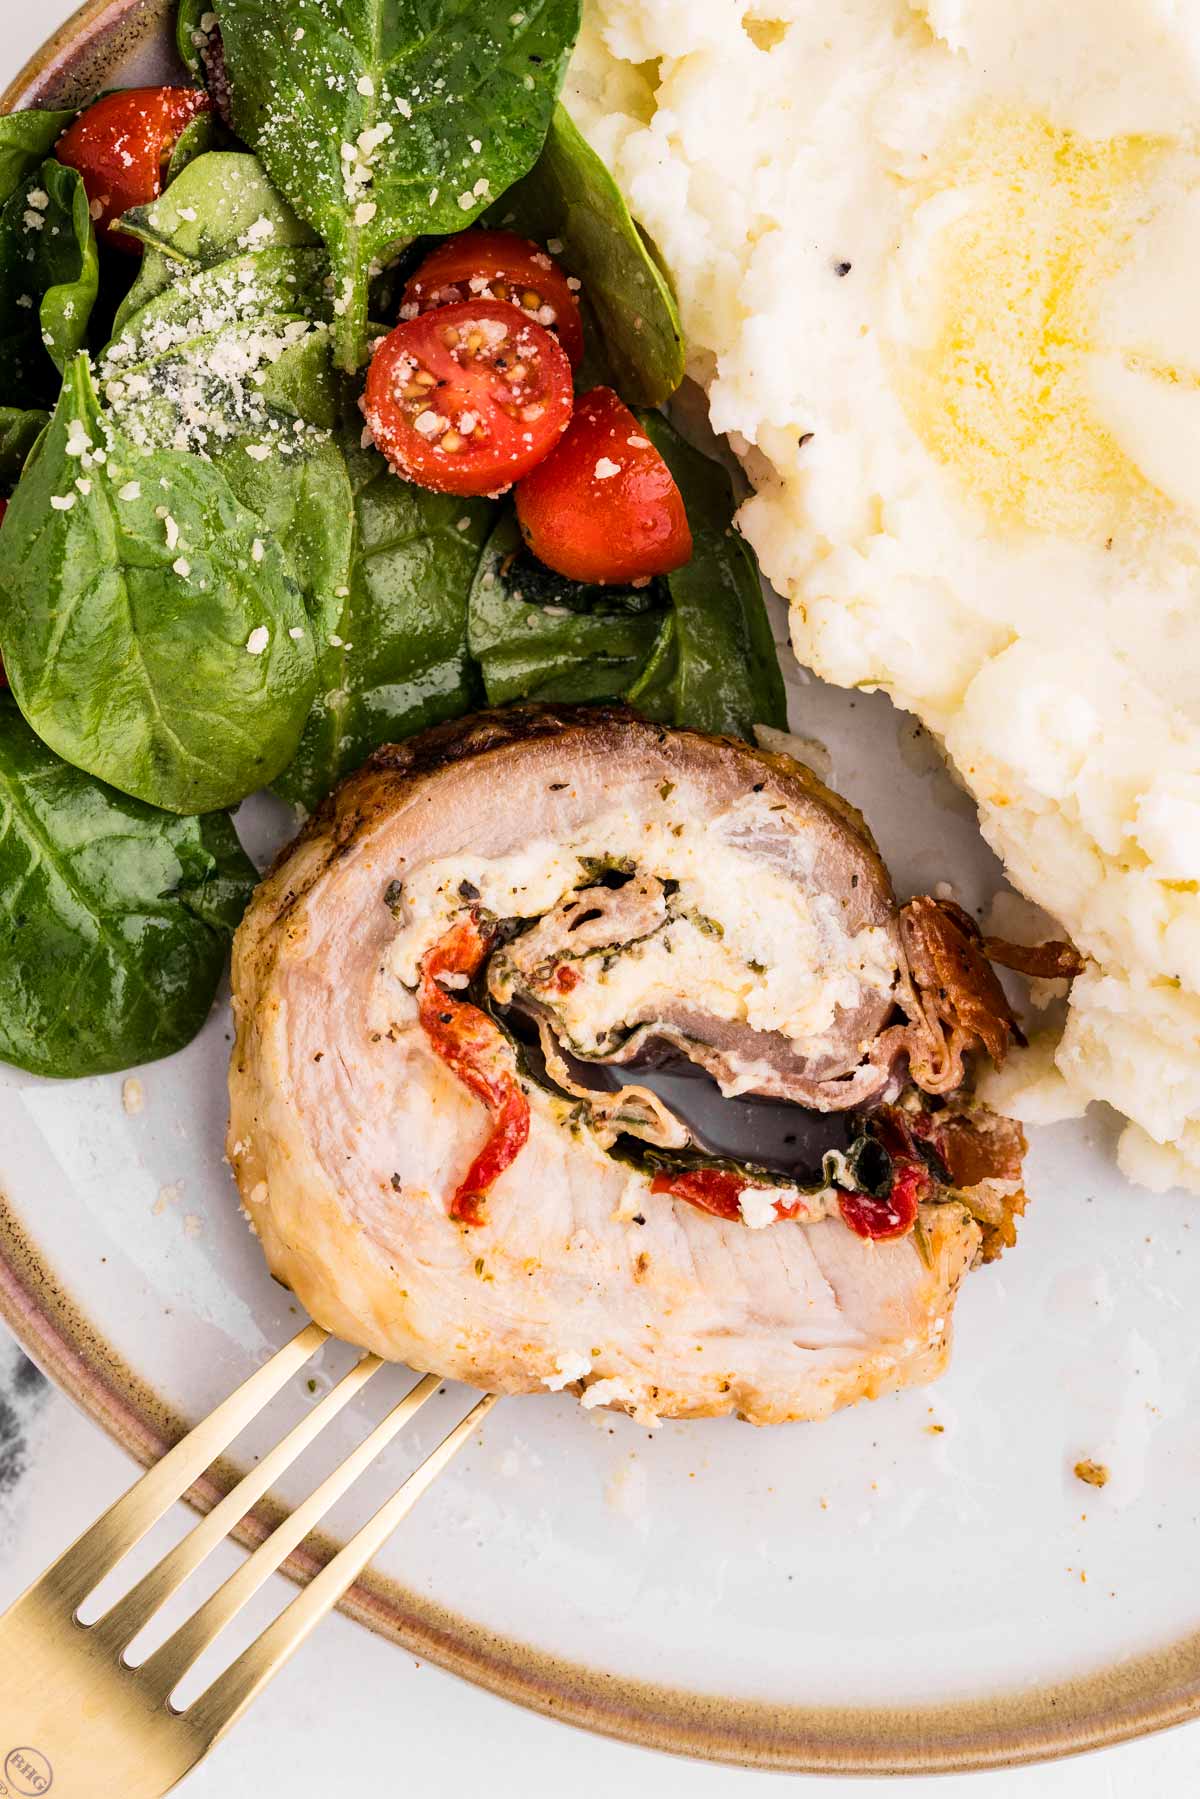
[2, 0, 1200, 1791]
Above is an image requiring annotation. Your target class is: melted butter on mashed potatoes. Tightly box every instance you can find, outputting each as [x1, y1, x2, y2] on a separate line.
[566, 0, 1200, 1194]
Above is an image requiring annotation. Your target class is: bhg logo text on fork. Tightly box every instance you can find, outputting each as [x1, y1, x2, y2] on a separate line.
[1, 1747, 53, 1796]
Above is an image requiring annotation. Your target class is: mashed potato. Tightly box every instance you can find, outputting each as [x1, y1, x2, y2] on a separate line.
[566, 0, 1200, 1194]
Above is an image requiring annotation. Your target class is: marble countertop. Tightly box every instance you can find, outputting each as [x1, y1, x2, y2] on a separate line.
[3, 1325, 1198, 1795]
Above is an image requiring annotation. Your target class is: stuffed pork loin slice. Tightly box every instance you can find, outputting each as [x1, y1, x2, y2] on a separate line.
[229, 707, 1026, 1425]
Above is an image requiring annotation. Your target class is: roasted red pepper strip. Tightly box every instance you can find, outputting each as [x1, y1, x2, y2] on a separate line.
[649, 1167, 803, 1223]
[417, 915, 530, 1225]
[650, 1167, 743, 1219]
[836, 1160, 928, 1242]
[552, 960, 581, 992]
[652, 1154, 927, 1241]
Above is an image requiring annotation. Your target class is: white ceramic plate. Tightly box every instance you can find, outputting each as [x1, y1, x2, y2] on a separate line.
[4, 0, 1200, 1774]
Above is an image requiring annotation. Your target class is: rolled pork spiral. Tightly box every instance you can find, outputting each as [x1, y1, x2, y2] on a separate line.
[229, 707, 1035, 1424]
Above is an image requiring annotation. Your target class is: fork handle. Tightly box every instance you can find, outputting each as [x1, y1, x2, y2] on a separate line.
[0, 1591, 207, 1799]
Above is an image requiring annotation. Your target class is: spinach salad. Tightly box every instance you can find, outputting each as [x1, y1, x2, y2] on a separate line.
[0, 0, 786, 1081]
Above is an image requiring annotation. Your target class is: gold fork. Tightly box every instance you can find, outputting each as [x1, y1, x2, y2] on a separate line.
[0, 1323, 496, 1797]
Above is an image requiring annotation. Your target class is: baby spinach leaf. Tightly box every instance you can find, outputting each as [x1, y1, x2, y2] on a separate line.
[498, 106, 684, 405]
[121, 150, 315, 265]
[0, 354, 316, 815]
[215, 0, 582, 371]
[0, 694, 255, 1078]
[33, 164, 99, 366]
[274, 410, 493, 810]
[114, 149, 316, 331]
[176, 0, 238, 116]
[100, 218, 355, 682]
[641, 412, 787, 739]
[623, 612, 678, 722]
[210, 431, 354, 646]
[0, 109, 75, 205]
[0, 406, 48, 492]
[102, 306, 338, 445]
[167, 109, 220, 181]
[468, 510, 666, 705]
[467, 426, 782, 737]
[110, 243, 330, 351]
[177, 0, 211, 75]
[101, 241, 352, 640]
[0, 159, 98, 406]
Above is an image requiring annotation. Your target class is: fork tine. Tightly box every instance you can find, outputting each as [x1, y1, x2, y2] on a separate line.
[90, 1352, 385, 1655]
[41, 1322, 329, 1610]
[136, 1371, 442, 1701]
[188, 1392, 498, 1742]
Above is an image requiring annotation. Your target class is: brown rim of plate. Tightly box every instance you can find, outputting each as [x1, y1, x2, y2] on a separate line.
[7, 1195, 1200, 1776]
[5, 0, 1200, 1774]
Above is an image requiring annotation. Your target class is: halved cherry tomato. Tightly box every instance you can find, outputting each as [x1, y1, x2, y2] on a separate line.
[402, 229, 585, 369]
[56, 86, 211, 252]
[417, 914, 530, 1226]
[363, 299, 574, 498]
[649, 1167, 804, 1225]
[515, 387, 692, 583]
